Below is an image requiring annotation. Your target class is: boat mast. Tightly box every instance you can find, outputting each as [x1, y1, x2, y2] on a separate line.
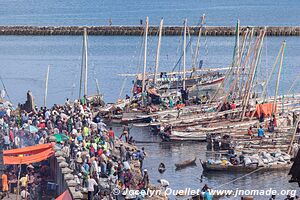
[192, 14, 205, 69]
[142, 17, 149, 93]
[154, 18, 164, 84]
[44, 65, 50, 107]
[84, 28, 88, 97]
[241, 28, 266, 120]
[273, 41, 286, 114]
[261, 42, 283, 102]
[79, 28, 88, 99]
[183, 18, 187, 90]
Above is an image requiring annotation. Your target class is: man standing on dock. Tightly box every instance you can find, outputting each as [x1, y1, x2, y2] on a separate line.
[107, 127, 115, 149]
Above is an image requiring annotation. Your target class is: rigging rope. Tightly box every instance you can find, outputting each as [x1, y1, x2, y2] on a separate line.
[171, 19, 203, 72]
[0, 75, 11, 102]
[214, 167, 264, 189]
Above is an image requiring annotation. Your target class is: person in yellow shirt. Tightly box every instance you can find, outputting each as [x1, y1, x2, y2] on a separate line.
[19, 174, 28, 188]
[83, 126, 89, 137]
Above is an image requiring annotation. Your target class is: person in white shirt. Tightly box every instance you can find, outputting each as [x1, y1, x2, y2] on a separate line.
[20, 188, 30, 199]
[14, 135, 20, 148]
[3, 134, 10, 149]
[87, 176, 98, 200]
[158, 179, 169, 188]
[39, 135, 46, 144]
[45, 110, 51, 120]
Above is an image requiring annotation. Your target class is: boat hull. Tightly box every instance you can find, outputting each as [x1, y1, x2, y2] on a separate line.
[201, 161, 292, 173]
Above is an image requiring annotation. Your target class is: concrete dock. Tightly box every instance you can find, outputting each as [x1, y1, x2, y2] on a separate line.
[0, 26, 299, 36]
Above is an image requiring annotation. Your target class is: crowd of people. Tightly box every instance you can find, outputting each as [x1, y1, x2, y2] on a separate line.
[0, 97, 150, 200]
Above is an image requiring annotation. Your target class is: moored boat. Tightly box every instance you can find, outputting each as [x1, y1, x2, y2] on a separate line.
[200, 160, 292, 173]
[175, 157, 197, 170]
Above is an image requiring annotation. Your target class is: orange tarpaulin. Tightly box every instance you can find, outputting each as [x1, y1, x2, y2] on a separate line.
[3, 148, 54, 165]
[255, 103, 276, 118]
[55, 190, 73, 200]
[3, 143, 55, 165]
[3, 143, 54, 156]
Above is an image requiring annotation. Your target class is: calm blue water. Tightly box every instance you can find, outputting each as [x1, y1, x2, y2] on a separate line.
[1, 1, 300, 199]
[0, 0, 299, 26]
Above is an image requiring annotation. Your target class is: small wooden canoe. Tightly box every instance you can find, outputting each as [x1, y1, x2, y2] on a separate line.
[158, 163, 166, 173]
[175, 157, 197, 170]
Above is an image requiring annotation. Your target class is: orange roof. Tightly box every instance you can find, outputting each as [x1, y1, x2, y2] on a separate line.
[3, 143, 54, 156]
[3, 143, 55, 165]
[55, 190, 73, 200]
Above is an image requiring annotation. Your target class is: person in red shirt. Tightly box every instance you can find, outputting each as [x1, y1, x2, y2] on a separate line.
[247, 126, 253, 138]
[230, 101, 236, 110]
[97, 147, 103, 156]
[107, 127, 115, 149]
[9, 128, 14, 144]
[38, 120, 46, 129]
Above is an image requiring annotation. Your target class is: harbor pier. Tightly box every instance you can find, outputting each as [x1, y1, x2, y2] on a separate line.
[0, 25, 299, 36]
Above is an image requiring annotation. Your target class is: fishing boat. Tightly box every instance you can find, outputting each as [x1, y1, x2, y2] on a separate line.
[201, 160, 292, 173]
[175, 157, 197, 170]
[160, 130, 207, 142]
[121, 112, 152, 124]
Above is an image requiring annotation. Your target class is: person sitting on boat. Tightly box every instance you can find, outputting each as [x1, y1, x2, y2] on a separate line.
[230, 155, 239, 165]
[148, 87, 161, 105]
[247, 126, 253, 138]
[230, 101, 236, 110]
[268, 120, 275, 133]
[180, 89, 189, 104]
[168, 96, 174, 108]
[258, 126, 265, 138]
[259, 113, 265, 123]
[205, 91, 210, 101]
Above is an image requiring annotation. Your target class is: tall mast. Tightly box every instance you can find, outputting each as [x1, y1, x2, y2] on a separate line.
[261, 42, 283, 102]
[154, 18, 164, 84]
[142, 17, 149, 93]
[183, 18, 187, 90]
[192, 14, 205, 69]
[44, 65, 50, 107]
[236, 19, 240, 62]
[84, 28, 88, 97]
[79, 29, 85, 99]
[241, 28, 266, 120]
[273, 41, 286, 113]
[232, 19, 240, 95]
